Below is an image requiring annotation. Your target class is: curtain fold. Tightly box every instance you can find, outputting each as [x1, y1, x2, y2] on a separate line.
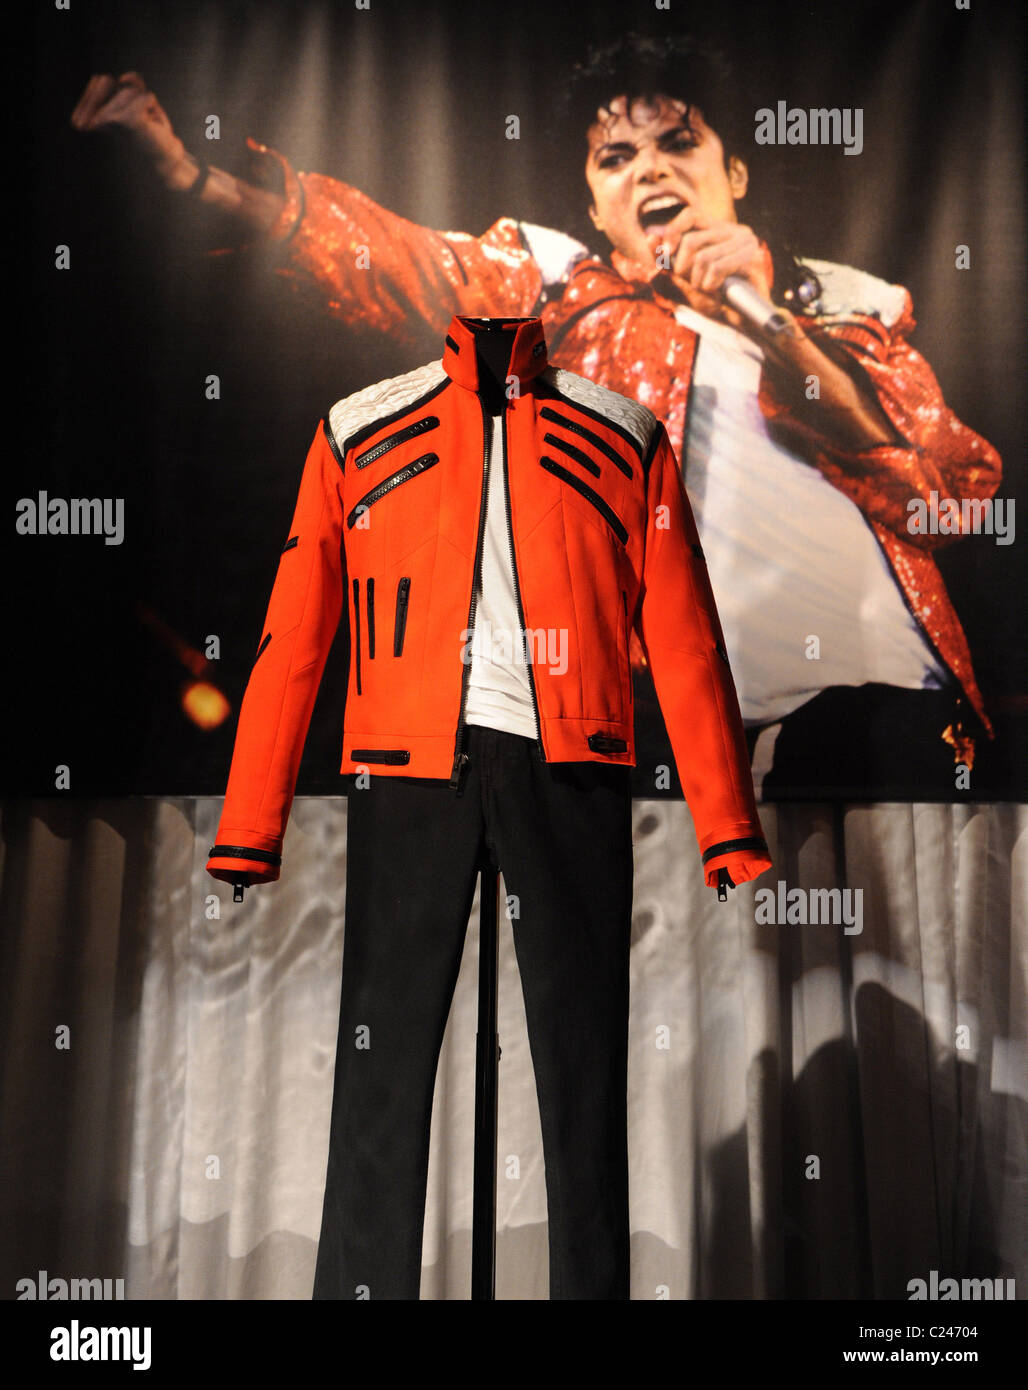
[0, 796, 1023, 1300]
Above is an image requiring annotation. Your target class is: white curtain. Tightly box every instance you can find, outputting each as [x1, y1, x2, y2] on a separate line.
[0, 796, 1024, 1299]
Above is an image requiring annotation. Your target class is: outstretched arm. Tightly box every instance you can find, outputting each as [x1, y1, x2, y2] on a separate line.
[70, 73, 572, 345]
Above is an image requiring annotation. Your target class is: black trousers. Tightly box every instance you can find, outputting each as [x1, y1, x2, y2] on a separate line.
[312, 723, 634, 1300]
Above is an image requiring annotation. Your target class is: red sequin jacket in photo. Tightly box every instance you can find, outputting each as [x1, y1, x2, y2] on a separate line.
[208, 138, 1002, 760]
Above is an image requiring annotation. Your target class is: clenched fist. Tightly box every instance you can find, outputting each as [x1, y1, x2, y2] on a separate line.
[70, 72, 196, 189]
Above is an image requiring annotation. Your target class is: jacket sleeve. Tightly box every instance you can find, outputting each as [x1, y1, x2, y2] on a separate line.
[756, 289, 1002, 550]
[636, 423, 773, 890]
[206, 418, 347, 887]
[204, 139, 546, 346]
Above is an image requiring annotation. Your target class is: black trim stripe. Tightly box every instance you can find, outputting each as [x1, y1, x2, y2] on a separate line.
[817, 316, 891, 347]
[640, 419, 664, 487]
[534, 378, 647, 461]
[322, 415, 346, 473]
[366, 577, 375, 660]
[279, 178, 307, 246]
[543, 432, 600, 477]
[346, 453, 439, 530]
[281, 535, 299, 553]
[353, 415, 440, 470]
[445, 334, 460, 352]
[824, 337, 878, 361]
[539, 456, 628, 545]
[208, 844, 282, 866]
[438, 241, 470, 287]
[343, 378, 451, 455]
[541, 407, 633, 478]
[701, 837, 769, 865]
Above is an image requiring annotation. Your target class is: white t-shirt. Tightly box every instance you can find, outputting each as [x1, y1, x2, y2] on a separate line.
[673, 302, 948, 725]
[463, 414, 539, 740]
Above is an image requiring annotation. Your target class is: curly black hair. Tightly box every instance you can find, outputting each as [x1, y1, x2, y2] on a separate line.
[549, 32, 821, 310]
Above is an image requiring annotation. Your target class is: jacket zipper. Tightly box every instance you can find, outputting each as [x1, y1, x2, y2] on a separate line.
[353, 415, 440, 470]
[346, 452, 439, 529]
[501, 409, 544, 763]
[539, 455, 629, 545]
[394, 576, 411, 656]
[449, 402, 493, 791]
[351, 578, 362, 695]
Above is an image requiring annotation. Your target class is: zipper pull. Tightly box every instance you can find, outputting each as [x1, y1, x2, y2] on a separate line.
[449, 750, 470, 794]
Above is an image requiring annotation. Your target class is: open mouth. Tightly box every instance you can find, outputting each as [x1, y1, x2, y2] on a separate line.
[637, 195, 688, 231]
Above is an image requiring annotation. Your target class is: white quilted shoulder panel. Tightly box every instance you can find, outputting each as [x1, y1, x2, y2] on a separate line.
[798, 256, 909, 328]
[516, 220, 591, 288]
[542, 366, 658, 455]
[328, 359, 449, 453]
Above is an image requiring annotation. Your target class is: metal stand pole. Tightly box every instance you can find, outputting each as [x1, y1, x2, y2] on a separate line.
[471, 852, 501, 1299]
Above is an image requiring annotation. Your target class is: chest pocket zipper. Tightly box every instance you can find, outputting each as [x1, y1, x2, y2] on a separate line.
[353, 416, 439, 470]
[539, 455, 629, 545]
[346, 453, 439, 530]
[351, 579, 362, 695]
[394, 576, 411, 656]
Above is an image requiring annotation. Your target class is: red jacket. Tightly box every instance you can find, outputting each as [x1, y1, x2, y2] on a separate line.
[206, 315, 772, 893]
[211, 138, 1000, 760]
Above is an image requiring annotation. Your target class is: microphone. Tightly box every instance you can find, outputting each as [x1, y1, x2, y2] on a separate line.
[721, 274, 792, 338]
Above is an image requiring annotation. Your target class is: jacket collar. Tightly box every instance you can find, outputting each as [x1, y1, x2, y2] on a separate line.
[442, 315, 549, 393]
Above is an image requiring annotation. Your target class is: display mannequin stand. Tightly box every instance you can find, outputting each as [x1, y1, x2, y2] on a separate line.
[471, 849, 501, 1299]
